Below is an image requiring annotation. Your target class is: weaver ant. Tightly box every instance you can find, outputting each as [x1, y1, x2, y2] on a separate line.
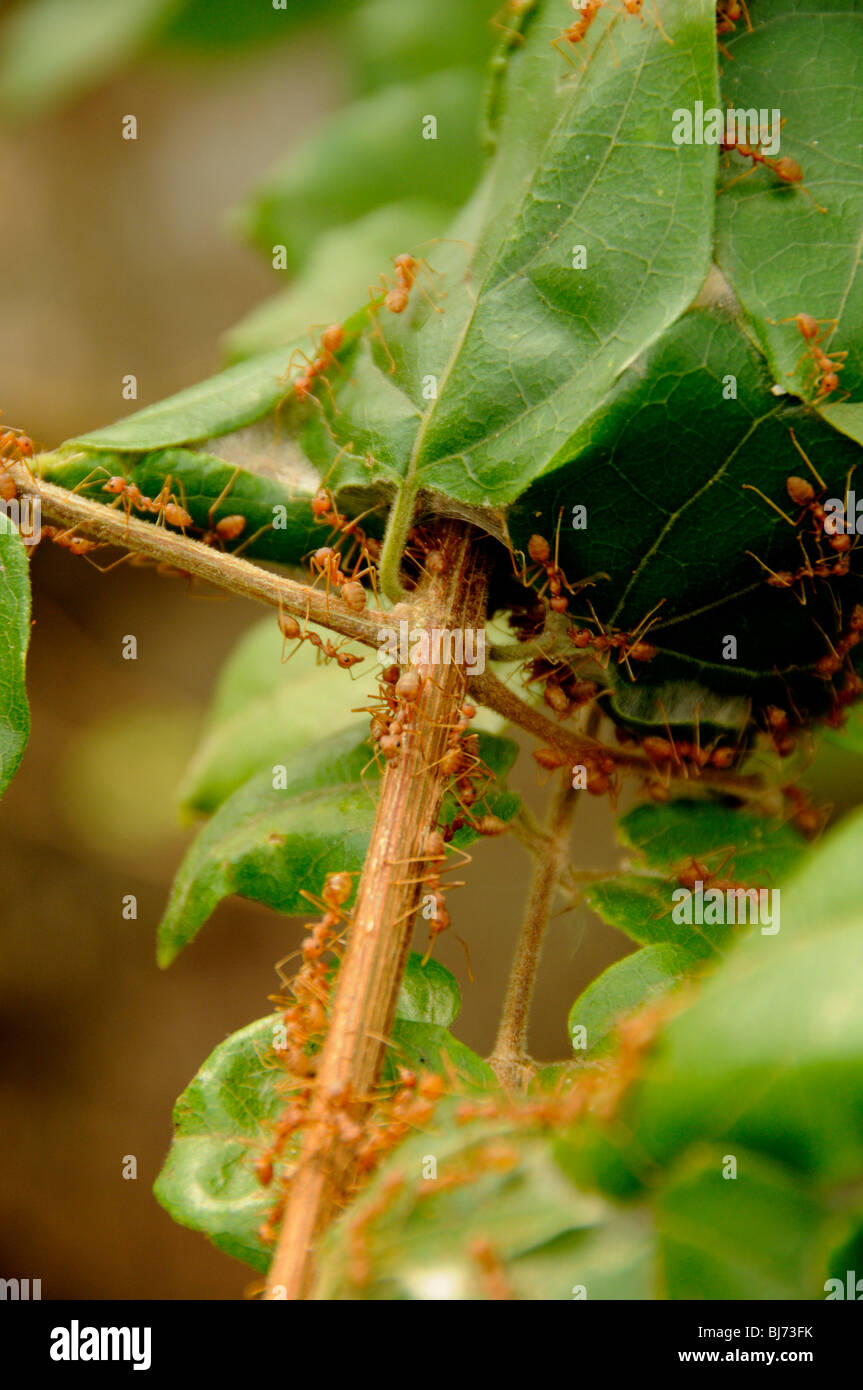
[37, 524, 102, 558]
[392, 830, 472, 964]
[286, 323, 346, 404]
[719, 122, 826, 213]
[99, 471, 193, 531]
[568, 598, 664, 680]
[767, 313, 848, 401]
[716, 0, 752, 58]
[0, 421, 35, 498]
[277, 609, 363, 670]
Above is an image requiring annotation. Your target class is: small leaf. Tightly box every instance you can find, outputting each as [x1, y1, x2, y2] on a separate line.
[397, 955, 461, 1028]
[157, 727, 376, 966]
[177, 620, 372, 815]
[69, 346, 296, 452]
[153, 1015, 288, 1274]
[385, 1020, 495, 1090]
[568, 943, 701, 1056]
[0, 514, 31, 796]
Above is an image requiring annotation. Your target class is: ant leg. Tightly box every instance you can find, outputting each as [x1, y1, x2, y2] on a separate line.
[206, 465, 242, 534]
[717, 162, 759, 196]
[788, 429, 827, 491]
[741, 483, 797, 526]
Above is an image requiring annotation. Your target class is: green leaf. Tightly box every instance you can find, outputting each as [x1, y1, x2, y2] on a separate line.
[37, 445, 339, 568]
[397, 954, 461, 1028]
[153, 1015, 288, 1274]
[68, 346, 297, 452]
[223, 201, 451, 363]
[568, 943, 700, 1056]
[352, 0, 719, 509]
[617, 800, 802, 878]
[657, 1148, 830, 1301]
[584, 800, 801, 957]
[0, 0, 180, 121]
[506, 306, 863, 720]
[157, 726, 376, 966]
[314, 1116, 656, 1299]
[0, 514, 31, 795]
[715, 0, 863, 408]
[177, 620, 372, 815]
[160, 720, 519, 964]
[385, 1020, 495, 1090]
[154, 955, 462, 1269]
[626, 809, 863, 1183]
[161, 0, 354, 51]
[231, 70, 484, 268]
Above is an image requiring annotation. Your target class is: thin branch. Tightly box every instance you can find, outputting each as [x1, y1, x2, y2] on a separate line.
[11, 464, 387, 650]
[489, 769, 578, 1089]
[264, 520, 492, 1301]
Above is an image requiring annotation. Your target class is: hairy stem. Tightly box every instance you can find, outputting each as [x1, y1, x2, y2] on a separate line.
[17, 467, 768, 802]
[489, 769, 578, 1089]
[377, 479, 418, 604]
[12, 465, 386, 650]
[264, 519, 491, 1301]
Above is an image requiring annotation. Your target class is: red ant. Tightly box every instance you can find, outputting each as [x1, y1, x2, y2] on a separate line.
[100, 471, 193, 530]
[392, 830, 472, 964]
[277, 610, 363, 670]
[552, 0, 669, 69]
[0, 422, 35, 499]
[719, 122, 827, 213]
[569, 598, 664, 679]
[38, 524, 102, 558]
[716, 0, 752, 58]
[287, 323, 346, 403]
[768, 313, 847, 400]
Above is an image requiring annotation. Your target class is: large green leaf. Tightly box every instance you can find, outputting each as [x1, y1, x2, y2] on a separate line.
[657, 1148, 831, 1301]
[313, 1115, 656, 1299]
[314, 0, 719, 513]
[623, 809, 863, 1184]
[396, 955, 461, 1028]
[716, 0, 863, 407]
[0, 514, 31, 795]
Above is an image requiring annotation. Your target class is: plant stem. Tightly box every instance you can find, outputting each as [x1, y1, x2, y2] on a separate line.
[264, 519, 491, 1301]
[489, 769, 578, 1089]
[12, 465, 386, 650]
[16, 467, 767, 802]
[377, 479, 418, 604]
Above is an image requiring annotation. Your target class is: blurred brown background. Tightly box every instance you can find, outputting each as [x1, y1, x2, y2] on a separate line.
[2, 12, 858, 1303]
